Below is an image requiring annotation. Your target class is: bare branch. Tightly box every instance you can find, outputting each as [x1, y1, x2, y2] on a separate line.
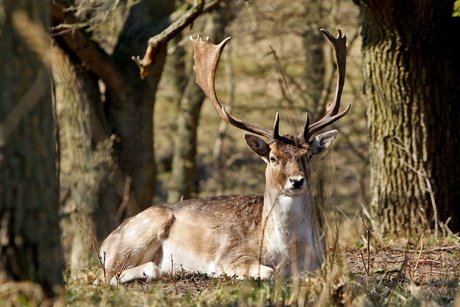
[51, 1, 132, 96]
[134, 0, 224, 79]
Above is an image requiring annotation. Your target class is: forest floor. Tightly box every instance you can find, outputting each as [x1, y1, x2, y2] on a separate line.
[343, 239, 460, 305]
[62, 235, 460, 306]
[3, 235, 458, 306]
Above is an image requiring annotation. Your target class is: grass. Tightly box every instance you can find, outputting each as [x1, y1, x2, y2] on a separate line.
[1, 231, 458, 306]
[66, 229, 459, 306]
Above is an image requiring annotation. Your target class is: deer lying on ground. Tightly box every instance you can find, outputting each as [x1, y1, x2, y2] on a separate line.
[94, 29, 350, 285]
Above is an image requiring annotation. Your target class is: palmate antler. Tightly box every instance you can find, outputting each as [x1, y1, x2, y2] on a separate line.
[190, 29, 350, 143]
[190, 35, 280, 141]
[305, 29, 351, 141]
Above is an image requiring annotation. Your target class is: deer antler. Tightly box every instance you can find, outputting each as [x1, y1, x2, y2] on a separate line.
[303, 29, 351, 141]
[190, 30, 350, 144]
[190, 35, 280, 141]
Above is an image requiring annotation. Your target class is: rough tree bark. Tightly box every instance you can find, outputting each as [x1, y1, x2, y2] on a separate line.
[354, 0, 460, 235]
[53, 44, 118, 275]
[0, 0, 62, 295]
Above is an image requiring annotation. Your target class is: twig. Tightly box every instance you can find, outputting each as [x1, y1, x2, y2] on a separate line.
[379, 256, 409, 305]
[115, 252, 132, 285]
[92, 243, 107, 283]
[170, 255, 179, 295]
[75, 219, 100, 250]
[358, 249, 368, 276]
[102, 251, 107, 284]
[412, 232, 425, 273]
[359, 214, 373, 275]
[116, 176, 132, 219]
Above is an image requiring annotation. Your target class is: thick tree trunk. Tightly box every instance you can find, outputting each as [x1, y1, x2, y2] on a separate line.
[355, 0, 460, 234]
[106, 0, 175, 212]
[167, 71, 206, 202]
[0, 0, 62, 295]
[53, 45, 119, 276]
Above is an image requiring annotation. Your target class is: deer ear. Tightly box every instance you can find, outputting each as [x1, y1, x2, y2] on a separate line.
[311, 130, 338, 155]
[244, 134, 270, 159]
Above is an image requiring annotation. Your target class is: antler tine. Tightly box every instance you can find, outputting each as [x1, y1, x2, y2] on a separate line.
[304, 29, 351, 141]
[302, 113, 310, 142]
[190, 35, 275, 140]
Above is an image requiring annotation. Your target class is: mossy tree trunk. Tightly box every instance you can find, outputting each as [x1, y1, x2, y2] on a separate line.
[0, 0, 62, 295]
[354, 0, 460, 235]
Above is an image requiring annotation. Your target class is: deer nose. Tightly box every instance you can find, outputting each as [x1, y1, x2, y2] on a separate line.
[289, 176, 305, 189]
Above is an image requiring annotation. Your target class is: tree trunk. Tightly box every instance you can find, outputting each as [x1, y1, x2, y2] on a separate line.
[354, 0, 460, 235]
[52, 0, 175, 277]
[106, 0, 175, 212]
[168, 2, 232, 202]
[167, 69, 206, 202]
[53, 44, 119, 276]
[0, 0, 62, 295]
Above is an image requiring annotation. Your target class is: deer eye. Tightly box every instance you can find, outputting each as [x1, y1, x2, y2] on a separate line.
[269, 156, 278, 164]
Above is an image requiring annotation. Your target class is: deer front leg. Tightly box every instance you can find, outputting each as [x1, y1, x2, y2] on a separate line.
[224, 262, 274, 279]
[246, 264, 274, 279]
[110, 262, 162, 286]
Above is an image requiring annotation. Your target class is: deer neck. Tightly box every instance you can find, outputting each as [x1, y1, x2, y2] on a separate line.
[263, 189, 312, 230]
[261, 188, 316, 260]
[260, 187, 327, 272]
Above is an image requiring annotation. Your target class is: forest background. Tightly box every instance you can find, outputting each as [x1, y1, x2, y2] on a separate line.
[1, 0, 460, 305]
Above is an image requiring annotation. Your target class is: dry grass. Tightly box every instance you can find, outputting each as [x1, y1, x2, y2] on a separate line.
[62, 224, 460, 306]
[64, 231, 459, 306]
[1, 222, 458, 306]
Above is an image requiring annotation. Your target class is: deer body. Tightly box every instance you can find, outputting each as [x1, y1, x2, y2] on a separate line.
[95, 29, 349, 285]
[96, 136, 329, 285]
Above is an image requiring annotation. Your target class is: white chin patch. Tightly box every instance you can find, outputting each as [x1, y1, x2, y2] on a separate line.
[283, 187, 304, 196]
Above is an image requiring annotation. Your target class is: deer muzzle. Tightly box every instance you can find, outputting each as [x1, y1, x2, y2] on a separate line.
[284, 173, 306, 195]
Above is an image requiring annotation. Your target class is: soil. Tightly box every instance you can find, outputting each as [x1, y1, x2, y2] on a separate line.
[344, 241, 460, 285]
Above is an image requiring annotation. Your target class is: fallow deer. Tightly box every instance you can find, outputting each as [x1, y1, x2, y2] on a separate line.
[94, 29, 350, 285]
